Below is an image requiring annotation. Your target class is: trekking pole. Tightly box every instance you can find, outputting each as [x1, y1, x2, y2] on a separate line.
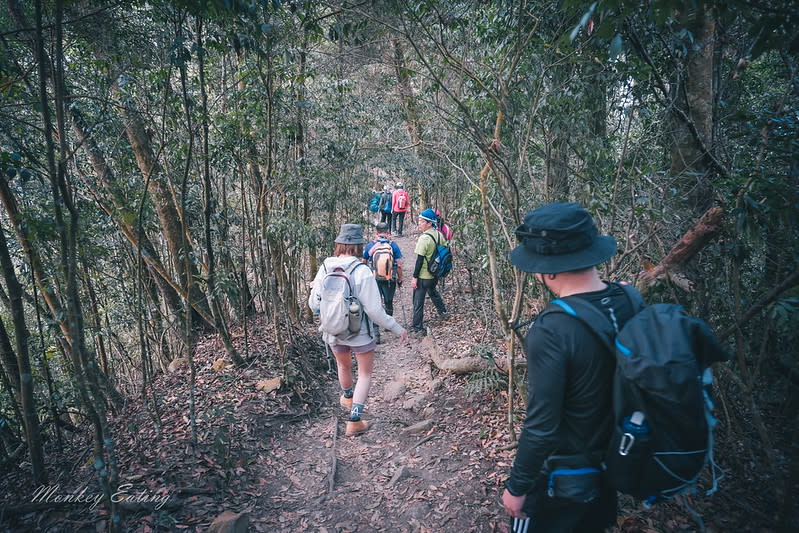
[400, 288, 408, 328]
[324, 338, 336, 376]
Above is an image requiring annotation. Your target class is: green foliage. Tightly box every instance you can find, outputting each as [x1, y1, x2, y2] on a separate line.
[464, 368, 508, 398]
[769, 297, 799, 343]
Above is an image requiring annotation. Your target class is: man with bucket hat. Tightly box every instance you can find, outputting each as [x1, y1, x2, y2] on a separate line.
[501, 203, 636, 532]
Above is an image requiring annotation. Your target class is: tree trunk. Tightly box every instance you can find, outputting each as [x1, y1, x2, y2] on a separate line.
[668, 8, 716, 212]
[545, 133, 570, 201]
[196, 17, 244, 367]
[0, 113, 46, 491]
[393, 37, 428, 207]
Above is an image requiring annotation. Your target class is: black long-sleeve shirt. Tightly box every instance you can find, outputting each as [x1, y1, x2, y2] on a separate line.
[505, 283, 636, 496]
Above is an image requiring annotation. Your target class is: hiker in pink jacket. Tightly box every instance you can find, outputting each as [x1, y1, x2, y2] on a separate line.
[391, 182, 410, 236]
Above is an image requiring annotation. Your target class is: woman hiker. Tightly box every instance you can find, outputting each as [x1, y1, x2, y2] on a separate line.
[308, 223, 408, 436]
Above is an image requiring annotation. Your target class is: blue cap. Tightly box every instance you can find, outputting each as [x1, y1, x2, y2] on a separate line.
[419, 208, 437, 223]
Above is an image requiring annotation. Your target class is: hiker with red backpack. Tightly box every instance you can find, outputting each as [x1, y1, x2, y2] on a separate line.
[391, 182, 410, 236]
[308, 224, 408, 436]
[501, 203, 638, 532]
[435, 209, 453, 241]
[363, 222, 403, 344]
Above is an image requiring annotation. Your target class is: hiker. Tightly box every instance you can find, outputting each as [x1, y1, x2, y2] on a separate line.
[391, 182, 410, 236]
[308, 224, 408, 436]
[435, 209, 453, 241]
[363, 222, 403, 344]
[368, 189, 381, 217]
[378, 185, 393, 224]
[409, 209, 448, 337]
[501, 202, 636, 533]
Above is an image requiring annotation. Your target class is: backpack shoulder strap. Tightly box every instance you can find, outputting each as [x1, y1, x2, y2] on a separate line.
[346, 258, 366, 275]
[614, 282, 646, 312]
[545, 282, 647, 353]
[544, 296, 616, 353]
[424, 231, 445, 267]
[424, 230, 445, 248]
[346, 259, 368, 294]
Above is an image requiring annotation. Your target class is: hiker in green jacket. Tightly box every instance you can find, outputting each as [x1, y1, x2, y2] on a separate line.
[409, 208, 448, 337]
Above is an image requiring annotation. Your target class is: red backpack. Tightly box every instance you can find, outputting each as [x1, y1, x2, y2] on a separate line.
[395, 190, 409, 211]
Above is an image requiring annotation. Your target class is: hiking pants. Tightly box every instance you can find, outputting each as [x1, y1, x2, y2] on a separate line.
[392, 211, 406, 235]
[376, 279, 396, 316]
[412, 278, 446, 330]
[380, 210, 392, 223]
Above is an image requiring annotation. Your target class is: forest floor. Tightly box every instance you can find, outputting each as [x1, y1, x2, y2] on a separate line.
[0, 229, 789, 532]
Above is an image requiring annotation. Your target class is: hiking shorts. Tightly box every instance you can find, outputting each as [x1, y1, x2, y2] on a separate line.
[330, 341, 377, 355]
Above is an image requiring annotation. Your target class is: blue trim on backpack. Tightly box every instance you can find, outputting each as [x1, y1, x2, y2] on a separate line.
[551, 299, 577, 317]
[615, 338, 632, 357]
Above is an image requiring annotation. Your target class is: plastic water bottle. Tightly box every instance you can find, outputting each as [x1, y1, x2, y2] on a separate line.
[619, 411, 650, 456]
[347, 300, 361, 333]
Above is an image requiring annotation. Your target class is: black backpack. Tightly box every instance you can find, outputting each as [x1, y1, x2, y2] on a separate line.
[381, 192, 393, 213]
[543, 283, 727, 503]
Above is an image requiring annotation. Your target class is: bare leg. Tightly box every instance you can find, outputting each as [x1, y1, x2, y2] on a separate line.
[352, 350, 374, 406]
[334, 350, 353, 391]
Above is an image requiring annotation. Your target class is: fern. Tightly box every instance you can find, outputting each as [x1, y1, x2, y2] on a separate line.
[464, 368, 508, 397]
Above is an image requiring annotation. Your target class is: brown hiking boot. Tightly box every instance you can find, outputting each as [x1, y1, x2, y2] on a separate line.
[340, 395, 353, 410]
[345, 419, 369, 436]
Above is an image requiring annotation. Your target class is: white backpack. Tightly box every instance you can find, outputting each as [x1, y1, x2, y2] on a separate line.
[318, 259, 366, 336]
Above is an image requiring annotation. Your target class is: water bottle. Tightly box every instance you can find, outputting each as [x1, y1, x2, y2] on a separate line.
[347, 300, 362, 333]
[619, 411, 650, 456]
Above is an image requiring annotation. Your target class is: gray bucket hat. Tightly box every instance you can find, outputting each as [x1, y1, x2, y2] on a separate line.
[509, 202, 616, 274]
[334, 223, 367, 245]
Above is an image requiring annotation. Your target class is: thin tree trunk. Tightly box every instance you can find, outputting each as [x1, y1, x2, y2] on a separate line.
[196, 17, 244, 367]
[668, 8, 716, 212]
[1, 234, 48, 486]
[393, 37, 427, 207]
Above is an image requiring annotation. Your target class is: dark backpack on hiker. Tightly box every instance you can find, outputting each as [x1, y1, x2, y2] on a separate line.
[381, 192, 393, 213]
[369, 241, 395, 281]
[544, 283, 727, 504]
[425, 232, 452, 278]
[369, 193, 380, 213]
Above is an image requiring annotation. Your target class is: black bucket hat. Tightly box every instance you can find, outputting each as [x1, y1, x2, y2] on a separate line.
[334, 223, 367, 245]
[509, 202, 616, 274]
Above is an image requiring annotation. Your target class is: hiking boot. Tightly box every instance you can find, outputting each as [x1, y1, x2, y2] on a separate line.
[437, 311, 450, 321]
[345, 419, 370, 436]
[340, 395, 353, 410]
[409, 328, 426, 339]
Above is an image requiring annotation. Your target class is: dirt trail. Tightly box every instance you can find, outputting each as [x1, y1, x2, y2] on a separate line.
[251, 230, 507, 532]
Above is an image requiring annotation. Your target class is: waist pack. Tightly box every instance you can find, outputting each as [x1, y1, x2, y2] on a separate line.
[543, 283, 727, 503]
[543, 453, 603, 503]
